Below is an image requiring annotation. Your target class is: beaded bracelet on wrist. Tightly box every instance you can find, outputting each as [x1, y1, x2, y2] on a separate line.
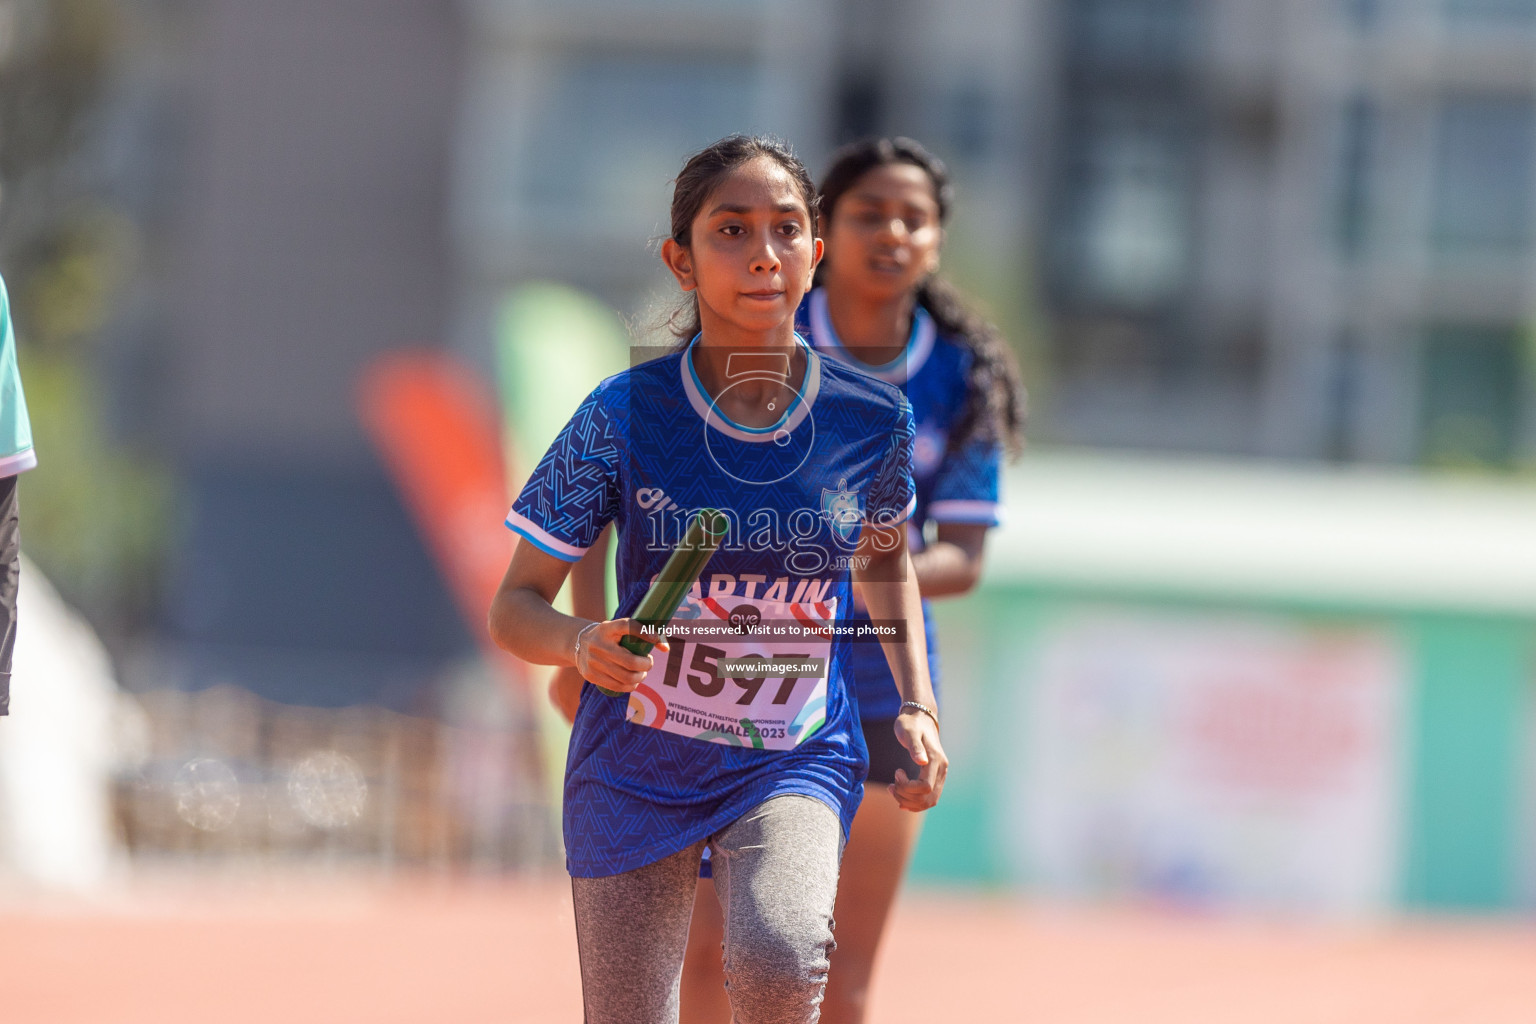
[899, 700, 939, 731]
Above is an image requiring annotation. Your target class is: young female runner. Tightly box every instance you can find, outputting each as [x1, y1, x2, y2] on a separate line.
[489, 134, 947, 1024]
[671, 137, 1026, 1023]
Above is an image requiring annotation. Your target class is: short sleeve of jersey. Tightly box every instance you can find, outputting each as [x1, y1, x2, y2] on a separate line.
[505, 383, 621, 561]
[0, 275, 37, 478]
[865, 396, 917, 527]
[928, 432, 1003, 526]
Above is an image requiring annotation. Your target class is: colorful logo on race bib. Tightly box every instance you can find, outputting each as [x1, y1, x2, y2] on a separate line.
[728, 604, 762, 632]
[790, 694, 827, 743]
[627, 683, 668, 728]
[626, 593, 835, 752]
[671, 594, 704, 620]
[820, 478, 860, 543]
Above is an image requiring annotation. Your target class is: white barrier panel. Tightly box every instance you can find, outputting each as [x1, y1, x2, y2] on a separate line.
[0, 557, 132, 889]
[1015, 608, 1405, 914]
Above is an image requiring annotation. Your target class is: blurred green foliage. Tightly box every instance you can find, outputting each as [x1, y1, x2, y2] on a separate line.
[18, 348, 174, 628]
[2, 0, 173, 630]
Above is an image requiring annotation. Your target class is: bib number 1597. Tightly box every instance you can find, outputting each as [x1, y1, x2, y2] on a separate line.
[624, 594, 835, 750]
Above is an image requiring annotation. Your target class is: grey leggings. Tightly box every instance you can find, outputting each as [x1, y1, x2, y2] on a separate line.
[571, 794, 844, 1024]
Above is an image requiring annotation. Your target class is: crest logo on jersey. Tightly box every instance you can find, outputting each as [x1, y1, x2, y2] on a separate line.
[914, 424, 947, 477]
[820, 478, 861, 543]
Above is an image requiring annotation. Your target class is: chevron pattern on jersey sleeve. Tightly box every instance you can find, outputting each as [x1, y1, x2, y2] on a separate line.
[865, 396, 917, 527]
[508, 384, 623, 557]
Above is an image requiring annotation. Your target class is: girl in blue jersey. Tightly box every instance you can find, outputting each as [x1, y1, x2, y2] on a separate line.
[489, 135, 946, 1024]
[676, 137, 1026, 1024]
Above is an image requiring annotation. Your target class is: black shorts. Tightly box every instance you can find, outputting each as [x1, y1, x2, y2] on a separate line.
[0, 474, 18, 716]
[861, 716, 922, 785]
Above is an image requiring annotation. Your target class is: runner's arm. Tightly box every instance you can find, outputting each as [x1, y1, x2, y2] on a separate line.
[853, 523, 947, 811]
[909, 521, 989, 598]
[490, 537, 664, 695]
[548, 525, 613, 721]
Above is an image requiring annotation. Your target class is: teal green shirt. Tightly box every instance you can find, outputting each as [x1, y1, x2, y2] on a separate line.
[0, 274, 35, 477]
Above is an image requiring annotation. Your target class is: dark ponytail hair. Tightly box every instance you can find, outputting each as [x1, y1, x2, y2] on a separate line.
[663, 134, 820, 344]
[818, 137, 1026, 457]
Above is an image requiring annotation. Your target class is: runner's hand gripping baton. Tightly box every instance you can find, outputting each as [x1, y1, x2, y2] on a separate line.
[593, 509, 730, 697]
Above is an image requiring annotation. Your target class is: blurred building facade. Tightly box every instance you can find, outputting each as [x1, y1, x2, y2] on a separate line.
[1034, 0, 1536, 467]
[13, 0, 1525, 890]
[91, 0, 1536, 701]
[454, 0, 1536, 469]
[101, 0, 1045, 703]
[448, 0, 1043, 345]
[105, 0, 476, 706]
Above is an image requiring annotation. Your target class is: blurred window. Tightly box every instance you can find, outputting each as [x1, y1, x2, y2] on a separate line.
[1069, 0, 1196, 70]
[833, 70, 882, 145]
[1336, 97, 1376, 257]
[523, 0, 759, 9]
[1057, 109, 1191, 308]
[1418, 326, 1522, 467]
[1341, 0, 1382, 30]
[1325, 332, 1363, 462]
[1430, 98, 1534, 255]
[522, 55, 757, 216]
[945, 83, 995, 161]
[1444, 0, 1536, 25]
[1047, 0, 1200, 406]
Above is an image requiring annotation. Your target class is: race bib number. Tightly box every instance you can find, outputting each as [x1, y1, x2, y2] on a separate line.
[626, 593, 836, 750]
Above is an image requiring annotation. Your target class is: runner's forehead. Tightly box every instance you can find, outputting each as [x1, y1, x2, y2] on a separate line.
[701, 158, 811, 220]
[842, 163, 938, 212]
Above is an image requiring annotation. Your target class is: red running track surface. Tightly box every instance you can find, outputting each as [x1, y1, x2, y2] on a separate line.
[1, 877, 1532, 1023]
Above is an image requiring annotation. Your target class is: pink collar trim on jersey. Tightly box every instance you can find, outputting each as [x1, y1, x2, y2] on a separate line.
[679, 332, 821, 443]
[806, 288, 936, 385]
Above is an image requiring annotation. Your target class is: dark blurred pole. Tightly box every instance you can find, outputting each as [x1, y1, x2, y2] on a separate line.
[831, 0, 918, 144]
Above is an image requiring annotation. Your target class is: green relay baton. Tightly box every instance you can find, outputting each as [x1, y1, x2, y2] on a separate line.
[593, 508, 730, 697]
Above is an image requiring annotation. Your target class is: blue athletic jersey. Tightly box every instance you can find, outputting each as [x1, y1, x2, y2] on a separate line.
[799, 288, 1003, 719]
[506, 333, 916, 878]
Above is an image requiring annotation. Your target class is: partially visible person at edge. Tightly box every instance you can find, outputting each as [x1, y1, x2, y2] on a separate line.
[0, 272, 38, 717]
[551, 137, 1026, 1023]
[490, 134, 946, 1024]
